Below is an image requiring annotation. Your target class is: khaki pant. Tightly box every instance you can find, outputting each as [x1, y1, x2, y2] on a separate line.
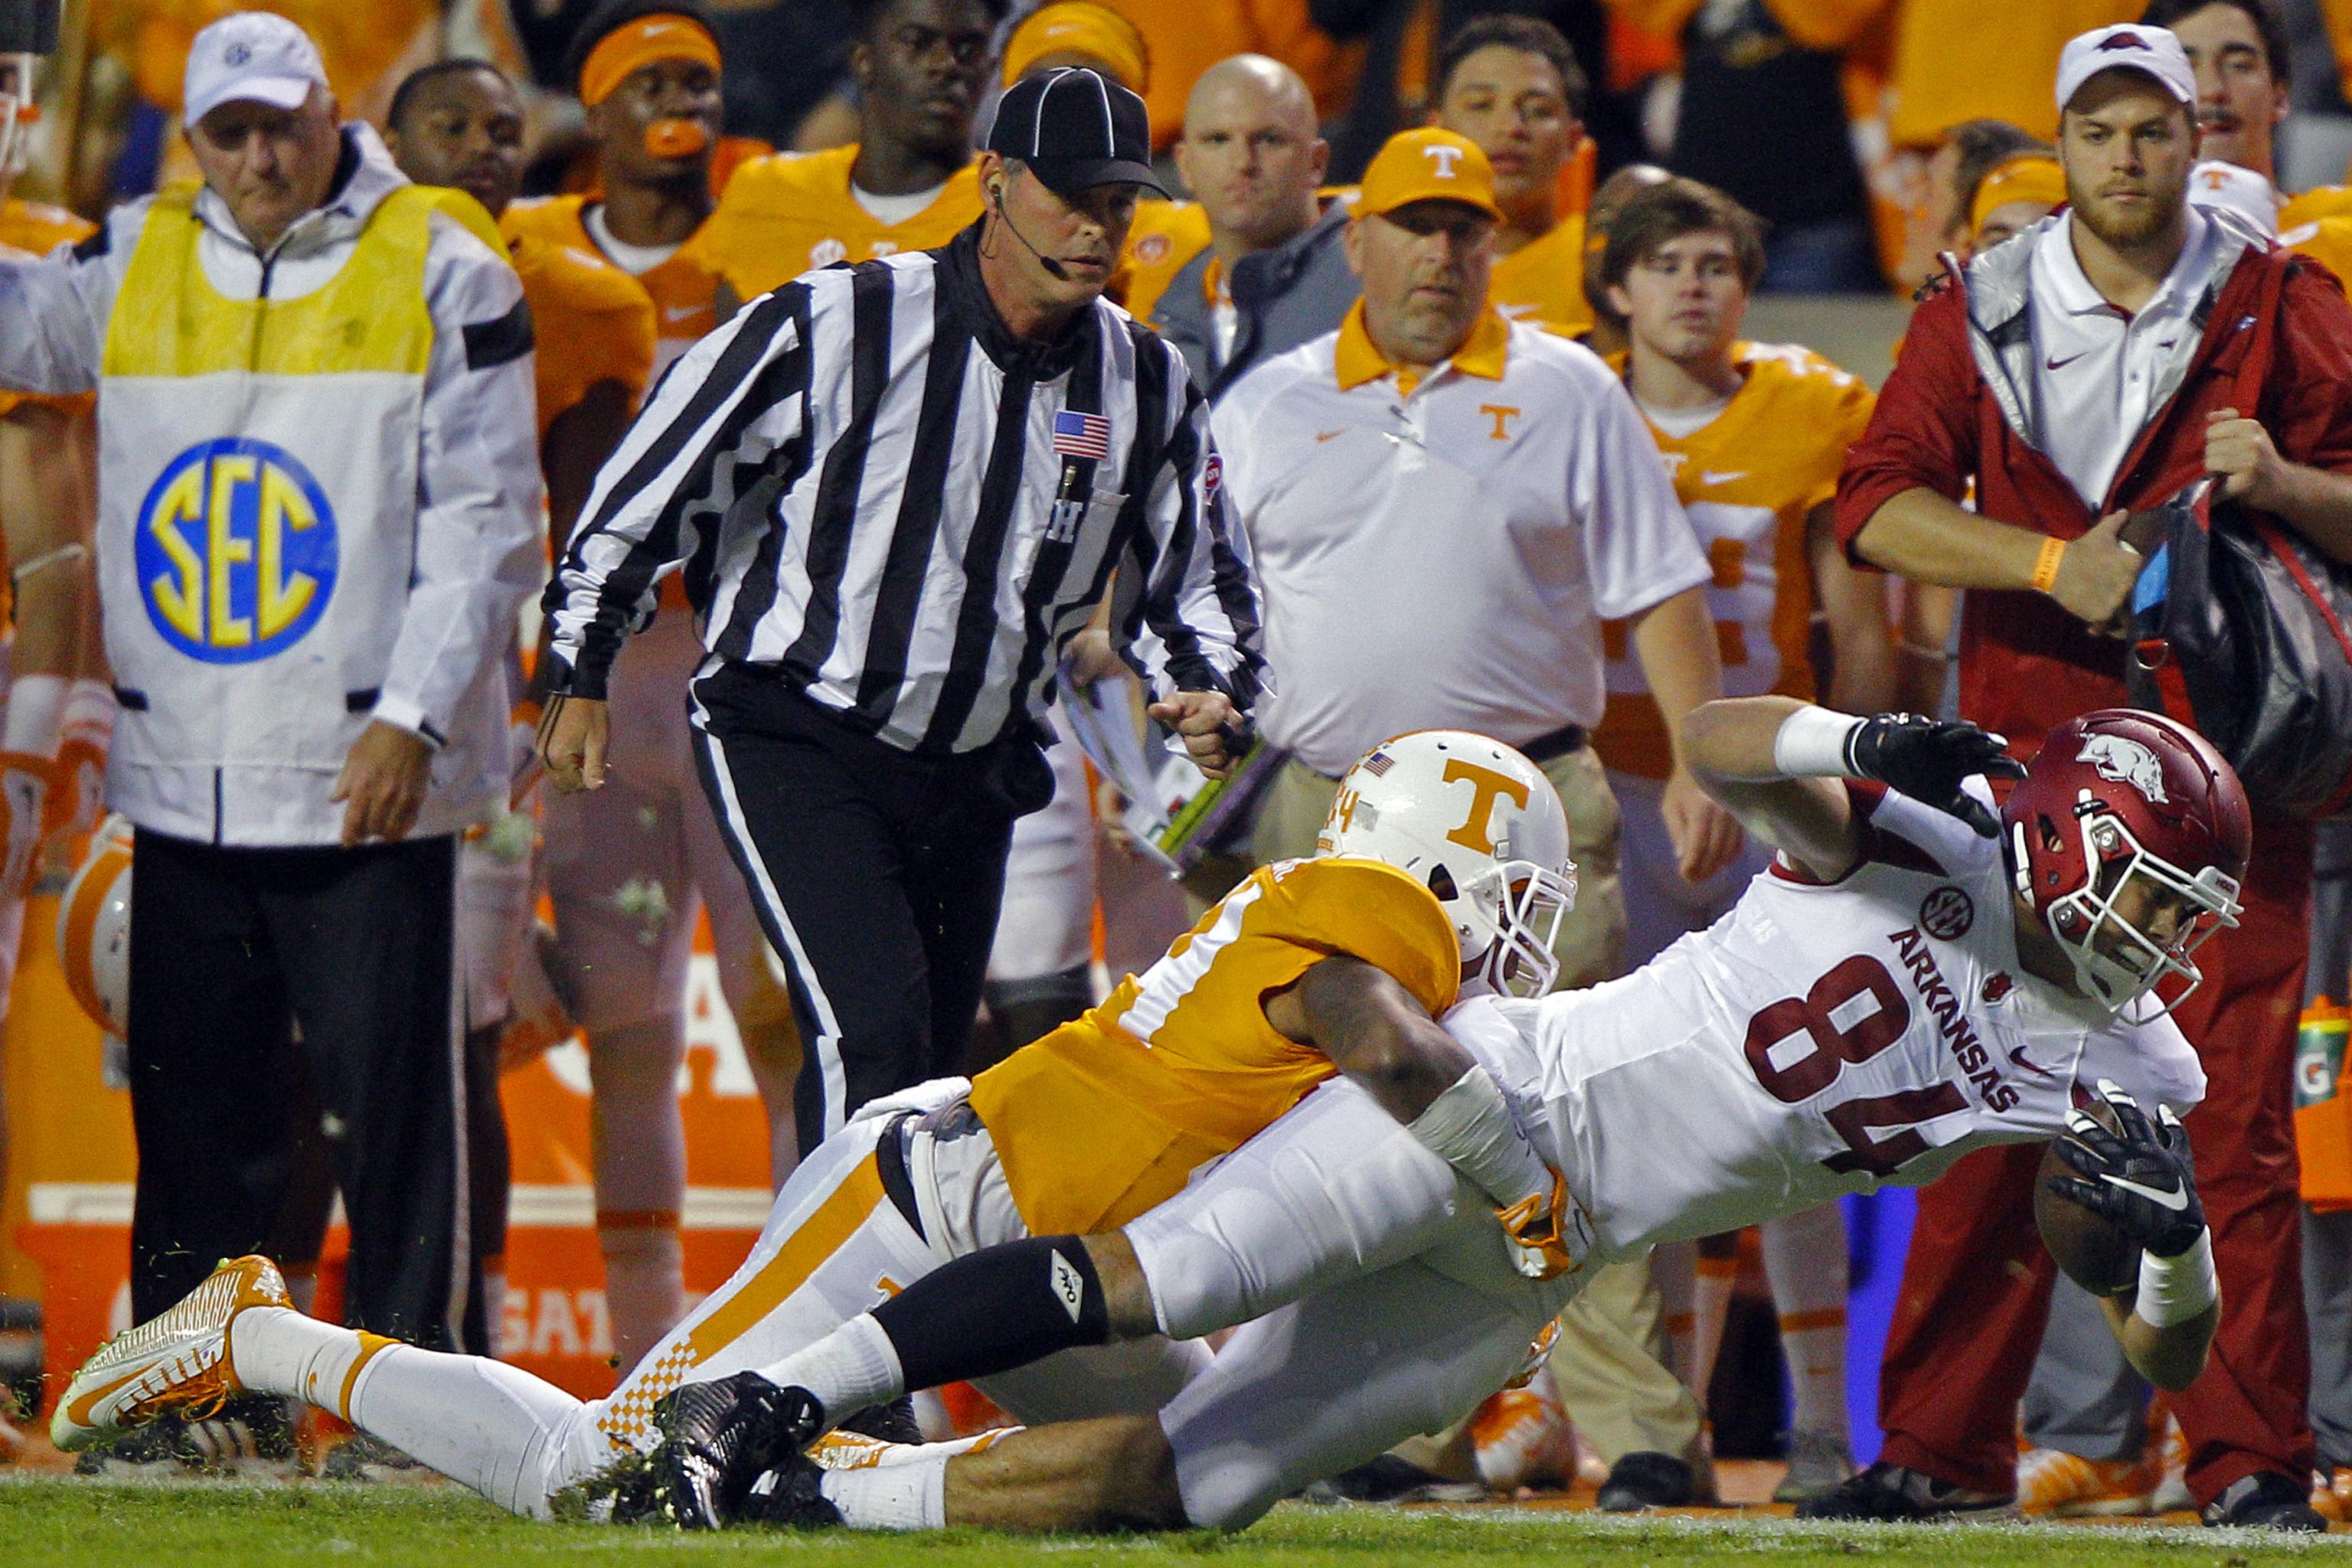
[1243, 746, 1627, 991]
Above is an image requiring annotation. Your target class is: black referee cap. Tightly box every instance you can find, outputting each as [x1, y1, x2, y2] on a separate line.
[988, 67, 1165, 198]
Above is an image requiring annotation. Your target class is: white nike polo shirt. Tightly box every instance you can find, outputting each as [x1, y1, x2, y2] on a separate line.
[2028, 206, 2222, 508]
[1211, 303, 1710, 777]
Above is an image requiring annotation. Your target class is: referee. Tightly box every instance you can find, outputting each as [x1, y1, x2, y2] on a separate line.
[541, 67, 1263, 1149]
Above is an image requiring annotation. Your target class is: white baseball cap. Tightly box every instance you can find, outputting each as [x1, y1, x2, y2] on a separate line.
[2190, 159, 2280, 238]
[182, 11, 328, 127]
[2055, 24, 2197, 113]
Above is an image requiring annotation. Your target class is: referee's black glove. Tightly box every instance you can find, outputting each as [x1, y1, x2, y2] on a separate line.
[1848, 714, 2024, 838]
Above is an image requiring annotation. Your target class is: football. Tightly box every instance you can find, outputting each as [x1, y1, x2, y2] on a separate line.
[2034, 1100, 2141, 1298]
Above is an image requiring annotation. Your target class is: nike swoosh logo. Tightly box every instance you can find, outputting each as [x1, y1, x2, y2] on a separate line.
[64, 1368, 143, 1429]
[663, 305, 702, 322]
[1315, 429, 1346, 443]
[2045, 353, 2086, 371]
[1700, 469, 1748, 485]
[2101, 1172, 2190, 1211]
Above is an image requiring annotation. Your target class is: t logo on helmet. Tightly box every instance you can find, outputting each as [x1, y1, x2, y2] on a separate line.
[1423, 143, 1465, 178]
[1442, 759, 1529, 852]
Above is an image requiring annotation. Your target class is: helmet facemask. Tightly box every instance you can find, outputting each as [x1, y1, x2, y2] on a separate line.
[1454, 857, 1576, 998]
[2024, 795, 2243, 1021]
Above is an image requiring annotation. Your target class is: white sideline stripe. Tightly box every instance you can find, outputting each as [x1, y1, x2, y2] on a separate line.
[28, 1183, 774, 1231]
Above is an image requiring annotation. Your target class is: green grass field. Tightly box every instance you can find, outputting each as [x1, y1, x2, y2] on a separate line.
[2, 1481, 2341, 1567]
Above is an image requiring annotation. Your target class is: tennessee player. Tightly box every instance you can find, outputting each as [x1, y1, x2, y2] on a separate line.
[384, 54, 658, 1354]
[58, 730, 1589, 1525]
[1430, 15, 1591, 337]
[699, 0, 1003, 315]
[1591, 177, 1893, 1498]
[0, 45, 103, 1465]
[504, 0, 805, 1374]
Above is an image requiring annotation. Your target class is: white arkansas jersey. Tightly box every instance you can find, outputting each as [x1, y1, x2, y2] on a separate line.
[1452, 782, 2207, 1262]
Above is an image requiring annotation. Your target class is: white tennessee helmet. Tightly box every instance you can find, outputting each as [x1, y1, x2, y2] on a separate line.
[58, 813, 132, 1040]
[1318, 730, 1576, 998]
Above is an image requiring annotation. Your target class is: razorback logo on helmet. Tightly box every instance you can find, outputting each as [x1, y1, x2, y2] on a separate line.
[2076, 733, 2170, 804]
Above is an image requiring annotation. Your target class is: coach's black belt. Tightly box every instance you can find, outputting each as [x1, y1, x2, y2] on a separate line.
[1516, 723, 1589, 766]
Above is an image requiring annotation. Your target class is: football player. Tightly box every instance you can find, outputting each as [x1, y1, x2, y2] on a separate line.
[54, 732, 1583, 1514]
[65, 704, 2236, 1534]
[500, 0, 805, 1368]
[697, 0, 1004, 316]
[1590, 175, 1895, 1496]
[643, 698, 2240, 1534]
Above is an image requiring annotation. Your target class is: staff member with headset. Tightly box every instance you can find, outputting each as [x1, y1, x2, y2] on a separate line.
[541, 67, 1263, 1152]
[0, 12, 541, 1354]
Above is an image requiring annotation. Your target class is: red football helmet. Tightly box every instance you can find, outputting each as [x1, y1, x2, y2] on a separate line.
[2002, 709, 2250, 1018]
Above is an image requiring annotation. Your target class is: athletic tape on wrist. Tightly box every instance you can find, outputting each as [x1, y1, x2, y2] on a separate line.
[1406, 1063, 1551, 1210]
[2135, 1228, 2216, 1328]
[1771, 705, 1865, 780]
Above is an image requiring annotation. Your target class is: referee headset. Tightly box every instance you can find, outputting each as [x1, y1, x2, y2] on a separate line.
[991, 171, 1071, 281]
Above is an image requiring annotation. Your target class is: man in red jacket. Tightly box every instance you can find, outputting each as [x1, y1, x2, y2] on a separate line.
[1821, 23, 2352, 1531]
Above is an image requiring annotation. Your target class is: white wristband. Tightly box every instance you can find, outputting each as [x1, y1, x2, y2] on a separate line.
[2133, 1229, 2217, 1328]
[1772, 705, 1865, 779]
[1406, 1063, 1551, 1211]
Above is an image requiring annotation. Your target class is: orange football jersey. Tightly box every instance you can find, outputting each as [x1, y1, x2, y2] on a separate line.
[1490, 211, 1592, 338]
[1595, 343, 1877, 779]
[2284, 213, 2352, 302]
[969, 855, 1461, 1236]
[0, 200, 96, 422]
[501, 224, 658, 438]
[502, 194, 720, 377]
[695, 144, 983, 304]
[1117, 198, 1211, 324]
[2283, 185, 2352, 230]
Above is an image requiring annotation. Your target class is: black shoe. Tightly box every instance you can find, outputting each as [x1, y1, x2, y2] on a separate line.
[1597, 1452, 1694, 1512]
[738, 1447, 845, 1530]
[73, 1396, 296, 1478]
[1793, 1460, 2016, 1521]
[2200, 1471, 2328, 1531]
[838, 1394, 922, 1446]
[648, 1374, 825, 1530]
[1298, 1453, 1485, 1504]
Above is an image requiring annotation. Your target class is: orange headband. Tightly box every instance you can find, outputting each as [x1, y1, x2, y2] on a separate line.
[580, 15, 721, 108]
[1970, 155, 2067, 234]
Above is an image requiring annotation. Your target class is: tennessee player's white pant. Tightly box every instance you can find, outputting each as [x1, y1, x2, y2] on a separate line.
[488, 1104, 1204, 1511]
[1124, 1078, 1586, 1527]
[988, 733, 1095, 984]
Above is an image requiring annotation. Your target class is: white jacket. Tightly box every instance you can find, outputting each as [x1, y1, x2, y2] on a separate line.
[0, 126, 542, 845]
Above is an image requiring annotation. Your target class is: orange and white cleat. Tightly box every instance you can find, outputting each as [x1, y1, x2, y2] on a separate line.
[2017, 1444, 2160, 1517]
[1469, 1364, 1576, 1491]
[2311, 1465, 2352, 1523]
[49, 1255, 289, 1452]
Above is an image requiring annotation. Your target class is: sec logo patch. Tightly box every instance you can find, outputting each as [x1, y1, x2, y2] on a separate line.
[136, 438, 337, 664]
[1920, 885, 1973, 941]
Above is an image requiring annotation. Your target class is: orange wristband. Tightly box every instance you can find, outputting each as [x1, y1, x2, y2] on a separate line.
[2031, 536, 2067, 595]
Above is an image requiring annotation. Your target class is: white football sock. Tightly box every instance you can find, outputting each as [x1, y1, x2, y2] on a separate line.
[754, 1312, 903, 1419]
[228, 1305, 384, 1417]
[1690, 1254, 1736, 1414]
[347, 1344, 588, 1517]
[1761, 1205, 1850, 1442]
[818, 1449, 950, 1529]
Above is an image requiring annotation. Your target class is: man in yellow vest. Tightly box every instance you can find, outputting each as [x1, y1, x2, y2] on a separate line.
[0, 8, 541, 1396]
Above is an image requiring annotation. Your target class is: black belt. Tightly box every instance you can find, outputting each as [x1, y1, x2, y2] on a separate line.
[1517, 723, 1588, 766]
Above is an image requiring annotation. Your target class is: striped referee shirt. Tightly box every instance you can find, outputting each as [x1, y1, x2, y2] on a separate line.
[544, 224, 1264, 755]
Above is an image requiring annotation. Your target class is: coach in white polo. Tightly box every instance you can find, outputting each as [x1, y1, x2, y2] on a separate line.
[1216, 126, 1737, 992]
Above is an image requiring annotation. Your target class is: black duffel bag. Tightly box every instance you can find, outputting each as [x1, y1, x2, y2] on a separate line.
[2124, 475, 2352, 818]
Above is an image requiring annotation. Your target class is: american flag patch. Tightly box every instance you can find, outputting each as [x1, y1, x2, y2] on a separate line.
[1363, 752, 1394, 776]
[1054, 410, 1110, 459]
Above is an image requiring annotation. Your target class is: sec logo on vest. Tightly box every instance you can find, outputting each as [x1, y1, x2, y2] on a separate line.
[134, 437, 338, 664]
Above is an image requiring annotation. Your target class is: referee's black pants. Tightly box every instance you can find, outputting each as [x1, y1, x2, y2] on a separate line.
[126, 828, 482, 1351]
[689, 662, 1042, 1152]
